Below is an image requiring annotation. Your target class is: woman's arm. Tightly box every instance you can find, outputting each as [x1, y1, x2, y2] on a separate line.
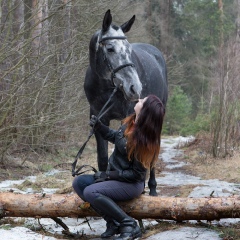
[97, 124, 117, 144]
[90, 115, 117, 143]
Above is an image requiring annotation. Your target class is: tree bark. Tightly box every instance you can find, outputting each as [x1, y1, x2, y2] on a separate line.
[0, 193, 240, 221]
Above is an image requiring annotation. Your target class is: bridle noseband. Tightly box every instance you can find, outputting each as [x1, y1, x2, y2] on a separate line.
[98, 35, 135, 86]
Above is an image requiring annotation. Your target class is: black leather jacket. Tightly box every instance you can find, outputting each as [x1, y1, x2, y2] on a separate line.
[97, 124, 147, 183]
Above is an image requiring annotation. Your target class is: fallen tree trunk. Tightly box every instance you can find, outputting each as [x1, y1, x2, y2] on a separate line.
[0, 192, 240, 221]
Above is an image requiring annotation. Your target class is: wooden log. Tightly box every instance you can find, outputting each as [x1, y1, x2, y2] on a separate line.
[0, 192, 240, 221]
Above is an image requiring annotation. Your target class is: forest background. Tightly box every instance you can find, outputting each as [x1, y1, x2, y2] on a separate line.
[0, 0, 240, 167]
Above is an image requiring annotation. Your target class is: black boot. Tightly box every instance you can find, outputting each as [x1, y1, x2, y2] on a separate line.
[91, 205, 120, 238]
[92, 195, 142, 240]
[114, 219, 141, 240]
[101, 217, 120, 238]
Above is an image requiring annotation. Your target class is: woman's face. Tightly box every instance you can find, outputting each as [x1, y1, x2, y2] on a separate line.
[134, 97, 148, 117]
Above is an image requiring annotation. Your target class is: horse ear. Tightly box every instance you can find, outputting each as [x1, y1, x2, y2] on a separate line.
[102, 9, 112, 33]
[121, 15, 135, 33]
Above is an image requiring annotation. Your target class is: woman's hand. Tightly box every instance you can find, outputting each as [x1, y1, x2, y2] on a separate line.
[89, 115, 102, 129]
[94, 171, 120, 182]
[94, 171, 108, 183]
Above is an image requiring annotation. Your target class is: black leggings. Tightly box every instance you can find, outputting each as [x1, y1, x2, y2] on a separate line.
[72, 174, 144, 204]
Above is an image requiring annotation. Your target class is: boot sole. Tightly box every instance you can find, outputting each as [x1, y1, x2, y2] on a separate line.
[119, 232, 142, 240]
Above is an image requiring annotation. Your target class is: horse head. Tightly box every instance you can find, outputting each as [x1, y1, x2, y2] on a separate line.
[89, 9, 142, 101]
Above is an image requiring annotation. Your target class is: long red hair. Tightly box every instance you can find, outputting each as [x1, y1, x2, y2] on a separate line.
[122, 95, 165, 169]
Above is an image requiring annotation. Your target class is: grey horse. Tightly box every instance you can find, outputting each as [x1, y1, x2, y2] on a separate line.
[84, 9, 168, 196]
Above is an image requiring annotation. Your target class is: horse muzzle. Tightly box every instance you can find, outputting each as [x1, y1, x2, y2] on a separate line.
[118, 83, 141, 101]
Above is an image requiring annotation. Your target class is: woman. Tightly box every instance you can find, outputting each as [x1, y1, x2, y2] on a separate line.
[72, 95, 165, 240]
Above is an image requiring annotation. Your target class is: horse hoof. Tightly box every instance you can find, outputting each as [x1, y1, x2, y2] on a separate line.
[149, 190, 158, 196]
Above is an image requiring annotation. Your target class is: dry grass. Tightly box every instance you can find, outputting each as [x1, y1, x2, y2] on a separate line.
[185, 151, 240, 183]
[181, 134, 240, 183]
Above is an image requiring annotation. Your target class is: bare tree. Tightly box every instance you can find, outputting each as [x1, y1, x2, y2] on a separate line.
[211, 0, 240, 157]
[0, 0, 134, 164]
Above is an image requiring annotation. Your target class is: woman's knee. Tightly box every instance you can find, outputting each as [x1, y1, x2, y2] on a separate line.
[83, 185, 101, 204]
[72, 175, 95, 200]
[72, 175, 94, 188]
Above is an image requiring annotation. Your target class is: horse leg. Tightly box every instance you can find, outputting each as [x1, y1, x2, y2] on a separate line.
[94, 131, 108, 171]
[148, 168, 158, 196]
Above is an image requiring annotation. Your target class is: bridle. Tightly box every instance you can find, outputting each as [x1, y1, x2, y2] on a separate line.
[98, 35, 135, 86]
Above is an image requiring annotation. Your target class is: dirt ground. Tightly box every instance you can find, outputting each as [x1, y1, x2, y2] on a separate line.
[1, 134, 240, 184]
[1, 135, 240, 196]
[1, 135, 240, 239]
[0, 137, 98, 182]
